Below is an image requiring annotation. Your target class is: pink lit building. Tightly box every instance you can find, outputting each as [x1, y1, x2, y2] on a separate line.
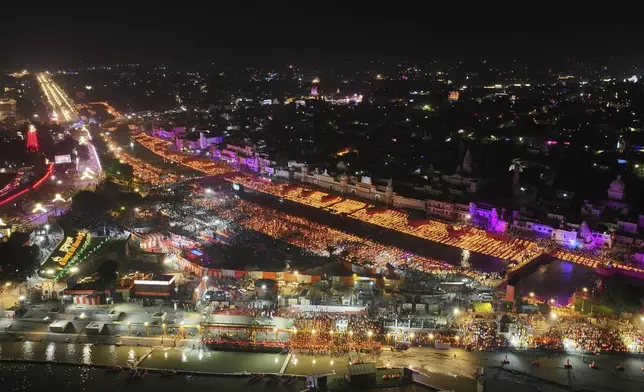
[212, 143, 275, 174]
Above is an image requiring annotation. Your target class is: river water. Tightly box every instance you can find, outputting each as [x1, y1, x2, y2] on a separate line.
[2, 341, 641, 392]
[0, 341, 149, 365]
[515, 259, 596, 300]
[0, 341, 434, 392]
[0, 362, 307, 392]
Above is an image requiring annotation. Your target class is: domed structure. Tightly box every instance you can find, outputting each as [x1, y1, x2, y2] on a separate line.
[608, 175, 625, 201]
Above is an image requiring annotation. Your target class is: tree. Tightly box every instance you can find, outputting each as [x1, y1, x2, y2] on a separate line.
[115, 124, 130, 133]
[118, 163, 134, 182]
[0, 232, 39, 284]
[96, 259, 119, 290]
[598, 276, 643, 313]
[72, 190, 110, 216]
[103, 157, 133, 182]
[52, 136, 76, 156]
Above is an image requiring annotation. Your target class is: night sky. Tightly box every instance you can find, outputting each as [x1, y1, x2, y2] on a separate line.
[2, 13, 643, 69]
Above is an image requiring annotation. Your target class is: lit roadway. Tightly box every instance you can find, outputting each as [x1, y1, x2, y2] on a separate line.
[36, 73, 102, 184]
[36, 73, 79, 122]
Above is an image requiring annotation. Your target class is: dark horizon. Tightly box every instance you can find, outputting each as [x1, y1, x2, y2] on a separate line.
[2, 21, 644, 69]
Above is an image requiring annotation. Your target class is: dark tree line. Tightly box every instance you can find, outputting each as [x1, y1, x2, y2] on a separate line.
[0, 232, 39, 284]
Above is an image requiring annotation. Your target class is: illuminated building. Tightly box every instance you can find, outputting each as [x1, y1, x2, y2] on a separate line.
[26, 124, 39, 151]
[0, 98, 16, 120]
[0, 218, 12, 241]
[448, 91, 460, 102]
[213, 143, 275, 174]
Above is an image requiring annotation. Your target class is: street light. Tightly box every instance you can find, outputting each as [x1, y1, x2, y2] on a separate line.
[453, 308, 460, 315]
[529, 292, 535, 298]
[550, 313, 558, 320]
[70, 266, 79, 273]
[367, 330, 373, 338]
[19, 295, 25, 301]
[582, 287, 588, 293]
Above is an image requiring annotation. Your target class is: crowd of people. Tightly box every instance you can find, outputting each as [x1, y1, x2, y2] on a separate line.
[458, 317, 644, 354]
[290, 313, 382, 355]
[129, 132, 644, 359]
[132, 131, 638, 280]
[192, 191, 477, 278]
[134, 133, 233, 176]
[460, 320, 510, 350]
[227, 174, 542, 264]
[103, 133, 179, 186]
[552, 248, 644, 275]
[539, 320, 643, 353]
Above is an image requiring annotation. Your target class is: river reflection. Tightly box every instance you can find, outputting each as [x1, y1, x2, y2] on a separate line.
[0, 341, 149, 366]
[82, 344, 92, 365]
[21, 341, 35, 360]
[518, 259, 595, 299]
[45, 342, 55, 361]
[0, 340, 288, 375]
[141, 346, 285, 374]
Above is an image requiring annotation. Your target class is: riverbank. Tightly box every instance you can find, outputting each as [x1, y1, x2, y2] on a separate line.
[3, 335, 643, 392]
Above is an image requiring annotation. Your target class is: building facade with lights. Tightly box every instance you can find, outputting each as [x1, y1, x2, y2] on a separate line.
[0, 98, 16, 120]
